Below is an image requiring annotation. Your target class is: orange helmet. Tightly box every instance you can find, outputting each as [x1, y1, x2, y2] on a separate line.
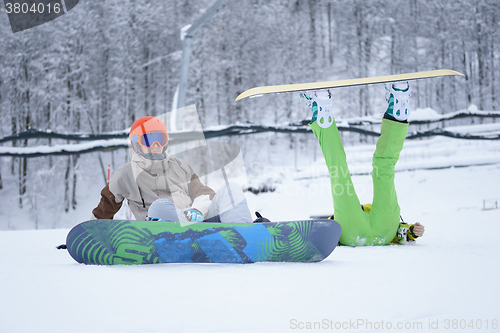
[129, 116, 168, 152]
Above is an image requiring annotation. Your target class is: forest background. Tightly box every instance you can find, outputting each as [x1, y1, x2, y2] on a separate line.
[0, 0, 499, 228]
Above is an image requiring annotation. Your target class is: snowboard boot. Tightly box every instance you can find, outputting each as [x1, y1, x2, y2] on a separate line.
[384, 81, 412, 122]
[300, 89, 334, 128]
[253, 211, 271, 223]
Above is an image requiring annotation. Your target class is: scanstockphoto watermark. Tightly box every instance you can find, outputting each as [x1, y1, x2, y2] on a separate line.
[290, 319, 423, 331]
[248, 162, 378, 180]
[289, 318, 499, 330]
[277, 179, 368, 199]
[248, 162, 376, 198]
[290, 319, 424, 330]
[2, 0, 80, 33]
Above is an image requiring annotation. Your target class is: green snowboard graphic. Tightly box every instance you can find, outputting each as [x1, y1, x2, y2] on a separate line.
[66, 219, 341, 265]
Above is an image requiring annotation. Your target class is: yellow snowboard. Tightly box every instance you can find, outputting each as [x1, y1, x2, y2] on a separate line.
[235, 69, 465, 101]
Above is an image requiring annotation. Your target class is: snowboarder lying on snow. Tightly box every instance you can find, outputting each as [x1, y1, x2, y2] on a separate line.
[92, 116, 253, 223]
[301, 82, 425, 245]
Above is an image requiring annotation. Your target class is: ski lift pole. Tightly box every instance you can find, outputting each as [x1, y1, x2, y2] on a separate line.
[175, 0, 226, 111]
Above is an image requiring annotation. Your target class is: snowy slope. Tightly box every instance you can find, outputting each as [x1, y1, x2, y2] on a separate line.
[1, 143, 500, 332]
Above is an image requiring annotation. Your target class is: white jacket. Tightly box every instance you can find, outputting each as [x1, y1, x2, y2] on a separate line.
[92, 151, 215, 221]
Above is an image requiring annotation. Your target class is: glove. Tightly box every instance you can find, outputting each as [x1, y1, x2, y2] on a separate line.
[396, 222, 409, 243]
[184, 208, 204, 222]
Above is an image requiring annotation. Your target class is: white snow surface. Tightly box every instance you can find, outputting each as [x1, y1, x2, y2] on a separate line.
[1, 137, 500, 332]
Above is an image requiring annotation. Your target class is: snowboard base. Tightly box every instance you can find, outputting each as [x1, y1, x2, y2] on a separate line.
[235, 69, 465, 101]
[66, 219, 341, 265]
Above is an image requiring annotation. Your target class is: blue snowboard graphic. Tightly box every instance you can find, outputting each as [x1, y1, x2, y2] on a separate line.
[66, 219, 341, 265]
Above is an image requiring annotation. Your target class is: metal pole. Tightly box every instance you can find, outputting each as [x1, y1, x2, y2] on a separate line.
[177, 36, 193, 110]
[175, 0, 226, 111]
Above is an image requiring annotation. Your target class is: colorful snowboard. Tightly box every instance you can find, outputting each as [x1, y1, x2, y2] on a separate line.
[235, 69, 465, 101]
[66, 219, 341, 265]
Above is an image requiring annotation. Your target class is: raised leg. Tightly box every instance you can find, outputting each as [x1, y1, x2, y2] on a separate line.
[368, 119, 409, 244]
[303, 90, 370, 246]
[366, 81, 411, 244]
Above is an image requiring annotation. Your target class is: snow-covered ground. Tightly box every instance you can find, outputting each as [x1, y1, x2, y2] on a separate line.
[1, 133, 500, 332]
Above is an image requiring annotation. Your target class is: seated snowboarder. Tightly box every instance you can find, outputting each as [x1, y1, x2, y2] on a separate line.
[301, 82, 425, 245]
[92, 116, 253, 223]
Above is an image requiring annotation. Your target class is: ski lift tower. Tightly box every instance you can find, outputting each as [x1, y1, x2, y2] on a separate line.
[172, 0, 226, 130]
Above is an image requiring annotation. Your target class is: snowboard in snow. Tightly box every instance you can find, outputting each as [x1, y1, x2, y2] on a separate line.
[235, 69, 465, 101]
[66, 219, 341, 265]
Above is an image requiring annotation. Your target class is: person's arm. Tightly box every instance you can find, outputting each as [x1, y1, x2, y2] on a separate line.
[408, 222, 425, 240]
[390, 222, 425, 243]
[92, 184, 123, 219]
[187, 173, 216, 217]
[361, 203, 425, 243]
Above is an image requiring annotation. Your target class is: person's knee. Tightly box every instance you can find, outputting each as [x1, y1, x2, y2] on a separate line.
[217, 182, 246, 201]
[147, 198, 180, 222]
[218, 181, 244, 194]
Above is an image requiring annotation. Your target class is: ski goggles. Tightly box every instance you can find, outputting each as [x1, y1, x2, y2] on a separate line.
[132, 132, 168, 148]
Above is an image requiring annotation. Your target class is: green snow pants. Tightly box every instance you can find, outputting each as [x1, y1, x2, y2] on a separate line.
[310, 118, 409, 246]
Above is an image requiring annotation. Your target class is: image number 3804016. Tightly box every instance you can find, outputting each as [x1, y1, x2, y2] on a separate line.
[3, 0, 80, 33]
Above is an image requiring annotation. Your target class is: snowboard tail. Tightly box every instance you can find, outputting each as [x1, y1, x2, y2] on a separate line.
[66, 219, 341, 265]
[235, 69, 465, 101]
